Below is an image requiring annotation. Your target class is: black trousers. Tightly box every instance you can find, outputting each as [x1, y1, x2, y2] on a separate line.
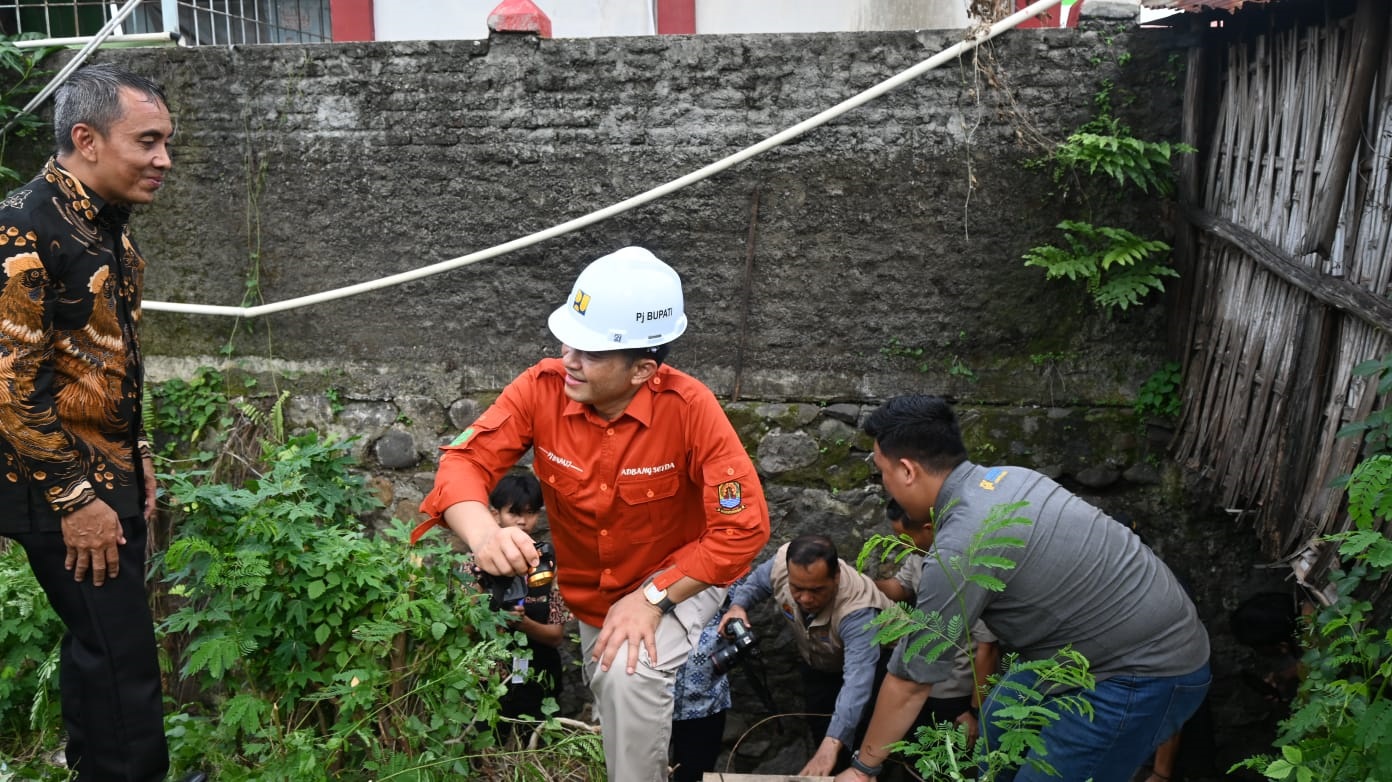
[670, 710, 727, 782]
[8, 516, 169, 782]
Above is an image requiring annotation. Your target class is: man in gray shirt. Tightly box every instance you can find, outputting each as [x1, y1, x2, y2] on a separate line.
[835, 395, 1210, 782]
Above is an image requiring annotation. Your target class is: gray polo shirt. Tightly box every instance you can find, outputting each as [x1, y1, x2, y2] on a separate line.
[891, 462, 1209, 686]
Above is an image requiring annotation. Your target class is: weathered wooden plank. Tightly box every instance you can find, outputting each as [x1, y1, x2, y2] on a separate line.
[1300, 0, 1389, 256]
[701, 775, 834, 781]
[1183, 204, 1392, 335]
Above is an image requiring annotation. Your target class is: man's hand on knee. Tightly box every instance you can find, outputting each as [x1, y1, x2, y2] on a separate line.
[594, 589, 663, 674]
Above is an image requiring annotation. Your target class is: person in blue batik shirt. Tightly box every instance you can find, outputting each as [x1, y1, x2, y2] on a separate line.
[669, 583, 741, 781]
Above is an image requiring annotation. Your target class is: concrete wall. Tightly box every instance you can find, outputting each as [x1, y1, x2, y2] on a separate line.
[89, 22, 1183, 406]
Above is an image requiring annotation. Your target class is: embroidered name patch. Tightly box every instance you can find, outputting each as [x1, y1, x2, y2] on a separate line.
[716, 480, 745, 514]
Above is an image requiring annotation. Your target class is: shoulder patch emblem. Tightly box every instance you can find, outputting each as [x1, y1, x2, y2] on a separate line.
[979, 467, 1009, 491]
[451, 427, 475, 446]
[716, 480, 745, 514]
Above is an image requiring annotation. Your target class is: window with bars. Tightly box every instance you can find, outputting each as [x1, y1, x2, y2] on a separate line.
[0, 0, 331, 45]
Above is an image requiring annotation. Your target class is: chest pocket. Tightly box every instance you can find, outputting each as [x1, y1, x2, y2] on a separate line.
[533, 458, 582, 497]
[615, 473, 681, 543]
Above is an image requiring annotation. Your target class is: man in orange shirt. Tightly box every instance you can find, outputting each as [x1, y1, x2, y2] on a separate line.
[419, 246, 771, 780]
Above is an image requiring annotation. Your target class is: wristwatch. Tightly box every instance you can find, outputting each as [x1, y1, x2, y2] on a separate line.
[642, 578, 676, 613]
[850, 750, 883, 778]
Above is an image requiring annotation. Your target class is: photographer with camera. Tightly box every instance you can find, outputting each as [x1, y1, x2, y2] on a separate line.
[466, 474, 572, 726]
[418, 248, 770, 781]
[722, 534, 894, 777]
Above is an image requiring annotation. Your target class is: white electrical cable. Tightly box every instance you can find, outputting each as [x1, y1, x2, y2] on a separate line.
[144, 0, 1063, 318]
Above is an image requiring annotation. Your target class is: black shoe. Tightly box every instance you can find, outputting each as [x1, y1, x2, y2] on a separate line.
[176, 773, 209, 782]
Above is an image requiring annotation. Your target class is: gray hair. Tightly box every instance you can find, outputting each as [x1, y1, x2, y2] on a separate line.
[53, 63, 167, 154]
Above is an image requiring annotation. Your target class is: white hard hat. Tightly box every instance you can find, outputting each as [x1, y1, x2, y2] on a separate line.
[547, 246, 688, 352]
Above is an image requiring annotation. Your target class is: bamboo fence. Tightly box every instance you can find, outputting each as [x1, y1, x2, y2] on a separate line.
[1173, 0, 1392, 593]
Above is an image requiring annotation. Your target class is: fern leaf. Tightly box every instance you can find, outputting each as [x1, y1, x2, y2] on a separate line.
[220, 692, 271, 736]
[183, 633, 244, 679]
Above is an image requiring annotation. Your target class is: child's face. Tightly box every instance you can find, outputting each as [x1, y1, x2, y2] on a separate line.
[494, 505, 541, 535]
[892, 515, 935, 549]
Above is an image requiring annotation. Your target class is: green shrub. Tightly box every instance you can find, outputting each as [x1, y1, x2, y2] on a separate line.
[1232, 424, 1392, 780]
[1023, 220, 1177, 313]
[1135, 361, 1182, 420]
[0, 35, 54, 188]
[157, 430, 597, 779]
[0, 544, 63, 756]
[1022, 86, 1193, 316]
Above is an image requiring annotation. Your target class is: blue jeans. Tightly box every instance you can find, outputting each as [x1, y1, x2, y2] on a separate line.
[981, 661, 1211, 782]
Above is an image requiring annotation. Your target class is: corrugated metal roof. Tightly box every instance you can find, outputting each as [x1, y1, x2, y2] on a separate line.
[1140, 0, 1274, 11]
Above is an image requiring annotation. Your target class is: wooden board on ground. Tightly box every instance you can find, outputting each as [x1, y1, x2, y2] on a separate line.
[700, 775, 834, 781]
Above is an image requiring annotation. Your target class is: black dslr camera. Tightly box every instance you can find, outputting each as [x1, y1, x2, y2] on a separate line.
[476, 541, 556, 615]
[710, 617, 757, 675]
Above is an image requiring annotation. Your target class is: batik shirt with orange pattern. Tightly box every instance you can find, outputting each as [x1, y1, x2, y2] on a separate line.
[0, 158, 151, 534]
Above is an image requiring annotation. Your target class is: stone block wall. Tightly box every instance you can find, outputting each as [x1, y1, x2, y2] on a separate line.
[61, 21, 1191, 404]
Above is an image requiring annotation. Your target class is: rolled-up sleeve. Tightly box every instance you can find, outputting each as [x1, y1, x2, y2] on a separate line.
[419, 373, 537, 524]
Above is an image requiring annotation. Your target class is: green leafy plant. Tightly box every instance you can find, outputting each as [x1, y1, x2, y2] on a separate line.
[1232, 354, 1392, 781]
[1023, 80, 1193, 315]
[0, 36, 55, 188]
[1335, 354, 1392, 458]
[858, 501, 1096, 780]
[1231, 455, 1392, 781]
[119, 371, 613, 780]
[947, 356, 977, 382]
[325, 387, 346, 416]
[1023, 220, 1177, 313]
[881, 337, 925, 361]
[158, 432, 504, 779]
[1135, 361, 1182, 420]
[0, 544, 63, 763]
[1051, 131, 1188, 197]
[146, 367, 232, 464]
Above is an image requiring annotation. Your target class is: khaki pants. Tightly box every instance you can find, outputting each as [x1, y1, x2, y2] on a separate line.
[579, 586, 726, 782]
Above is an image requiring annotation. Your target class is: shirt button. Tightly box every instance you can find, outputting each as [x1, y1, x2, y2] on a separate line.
[646, 490, 655, 498]
[600, 529, 608, 536]
[549, 476, 556, 484]
[604, 568, 612, 575]
[606, 428, 615, 435]
[601, 483, 608, 491]
[727, 467, 735, 476]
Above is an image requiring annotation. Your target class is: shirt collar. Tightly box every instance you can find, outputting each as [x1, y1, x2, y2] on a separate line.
[46, 157, 131, 231]
[623, 380, 655, 427]
[936, 460, 978, 516]
[559, 366, 661, 428]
